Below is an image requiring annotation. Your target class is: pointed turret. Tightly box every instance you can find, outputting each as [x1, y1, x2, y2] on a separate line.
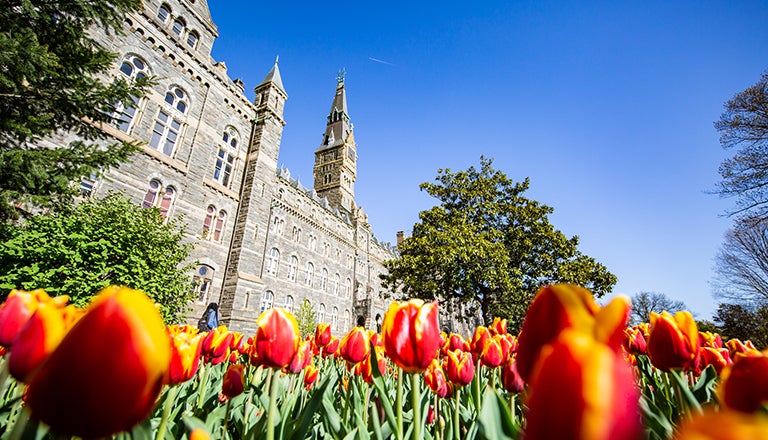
[254, 57, 287, 123]
[259, 56, 285, 93]
[313, 70, 357, 214]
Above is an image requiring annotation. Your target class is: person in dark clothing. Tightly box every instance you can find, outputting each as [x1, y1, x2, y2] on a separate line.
[198, 302, 220, 332]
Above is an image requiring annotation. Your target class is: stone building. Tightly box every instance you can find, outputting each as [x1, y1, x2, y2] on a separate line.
[81, 0, 397, 335]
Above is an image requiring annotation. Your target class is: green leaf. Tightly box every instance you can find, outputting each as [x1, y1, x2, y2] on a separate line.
[476, 389, 518, 440]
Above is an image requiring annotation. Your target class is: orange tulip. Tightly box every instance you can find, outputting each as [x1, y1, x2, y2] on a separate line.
[524, 329, 642, 440]
[501, 354, 524, 394]
[718, 350, 768, 413]
[25, 286, 170, 439]
[323, 336, 340, 357]
[479, 335, 506, 368]
[201, 326, 233, 365]
[674, 409, 768, 440]
[0, 289, 68, 347]
[443, 348, 475, 386]
[285, 338, 313, 374]
[382, 299, 441, 374]
[725, 338, 759, 358]
[697, 347, 732, 375]
[442, 332, 470, 354]
[516, 284, 630, 382]
[340, 326, 371, 365]
[470, 326, 492, 359]
[489, 317, 507, 335]
[251, 308, 299, 369]
[166, 328, 203, 385]
[222, 363, 246, 399]
[315, 323, 332, 347]
[189, 428, 212, 440]
[647, 311, 700, 372]
[8, 302, 76, 382]
[699, 331, 724, 349]
[623, 326, 647, 356]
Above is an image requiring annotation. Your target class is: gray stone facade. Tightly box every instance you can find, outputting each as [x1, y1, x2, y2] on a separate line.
[81, 0, 397, 335]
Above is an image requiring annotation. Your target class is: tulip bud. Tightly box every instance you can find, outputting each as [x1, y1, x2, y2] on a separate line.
[339, 327, 371, 365]
[285, 338, 313, 374]
[382, 299, 441, 374]
[315, 323, 332, 347]
[166, 329, 203, 385]
[479, 335, 505, 368]
[501, 355, 524, 394]
[201, 326, 233, 365]
[8, 302, 74, 382]
[0, 289, 68, 347]
[718, 350, 768, 413]
[443, 349, 475, 387]
[489, 317, 507, 336]
[25, 286, 170, 439]
[647, 311, 700, 372]
[424, 360, 451, 398]
[323, 336, 340, 357]
[222, 364, 246, 399]
[304, 364, 319, 389]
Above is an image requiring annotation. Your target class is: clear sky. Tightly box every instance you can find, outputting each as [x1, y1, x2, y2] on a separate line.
[206, 1, 768, 320]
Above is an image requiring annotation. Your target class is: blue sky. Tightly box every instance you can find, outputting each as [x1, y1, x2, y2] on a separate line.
[206, 1, 768, 320]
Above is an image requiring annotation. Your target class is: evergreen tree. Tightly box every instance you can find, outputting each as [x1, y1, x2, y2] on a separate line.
[0, 193, 195, 323]
[0, 0, 150, 220]
[295, 299, 318, 338]
[381, 157, 617, 333]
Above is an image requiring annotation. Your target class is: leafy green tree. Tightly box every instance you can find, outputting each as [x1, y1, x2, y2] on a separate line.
[713, 71, 768, 218]
[712, 302, 768, 349]
[0, 0, 150, 220]
[295, 298, 318, 338]
[381, 157, 617, 333]
[630, 291, 688, 325]
[0, 193, 195, 323]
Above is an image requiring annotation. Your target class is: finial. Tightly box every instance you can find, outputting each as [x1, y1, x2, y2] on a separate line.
[337, 68, 346, 85]
[275, 55, 279, 65]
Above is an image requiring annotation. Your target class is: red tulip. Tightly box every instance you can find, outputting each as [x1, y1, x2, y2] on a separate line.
[222, 364, 246, 399]
[501, 355, 525, 394]
[424, 359, 451, 398]
[725, 338, 759, 359]
[24, 286, 170, 439]
[647, 311, 700, 372]
[623, 326, 647, 356]
[470, 326, 492, 359]
[340, 327, 371, 365]
[516, 284, 630, 382]
[697, 346, 732, 375]
[315, 323, 332, 347]
[166, 327, 203, 385]
[699, 331, 724, 349]
[323, 336, 340, 357]
[251, 308, 299, 369]
[718, 350, 768, 413]
[443, 349, 475, 386]
[524, 329, 642, 440]
[489, 317, 507, 336]
[442, 332, 470, 354]
[0, 289, 68, 347]
[382, 299, 441, 374]
[285, 338, 313, 374]
[480, 335, 505, 368]
[304, 364, 319, 389]
[201, 326, 233, 365]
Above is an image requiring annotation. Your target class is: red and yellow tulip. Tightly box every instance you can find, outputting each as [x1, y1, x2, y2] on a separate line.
[501, 354, 525, 394]
[166, 326, 203, 385]
[0, 289, 69, 348]
[647, 311, 701, 372]
[315, 323, 332, 347]
[674, 410, 768, 440]
[24, 286, 170, 439]
[339, 326, 371, 365]
[222, 363, 246, 399]
[718, 350, 768, 413]
[381, 299, 441, 374]
[250, 308, 299, 369]
[443, 348, 475, 387]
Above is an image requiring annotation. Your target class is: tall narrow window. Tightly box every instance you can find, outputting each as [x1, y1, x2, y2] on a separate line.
[150, 111, 181, 156]
[330, 307, 338, 331]
[158, 186, 175, 218]
[332, 273, 340, 296]
[287, 256, 298, 281]
[214, 127, 238, 187]
[320, 268, 328, 292]
[284, 295, 294, 314]
[305, 262, 314, 287]
[317, 303, 326, 324]
[266, 248, 280, 276]
[345, 278, 351, 299]
[191, 265, 213, 303]
[213, 210, 226, 242]
[142, 179, 161, 209]
[113, 55, 149, 132]
[343, 310, 350, 332]
[261, 291, 274, 313]
[202, 205, 215, 238]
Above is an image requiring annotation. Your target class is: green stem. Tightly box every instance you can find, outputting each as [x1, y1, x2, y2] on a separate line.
[155, 386, 177, 440]
[411, 374, 421, 440]
[473, 367, 482, 413]
[266, 368, 279, 440]
[509, 393, 516, 423]
[223, 397, 232, 440]
[396, 372, 403, 440]
[8, 406, 30, 440]
[196, 364, 209, 409]
[454, 388, 461, 438]
[243, 388, 253, 434]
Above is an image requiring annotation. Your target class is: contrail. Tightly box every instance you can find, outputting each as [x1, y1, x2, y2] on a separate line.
[368, 57, 395, 66]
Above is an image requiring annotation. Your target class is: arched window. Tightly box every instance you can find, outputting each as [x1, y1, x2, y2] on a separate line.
[291, 226, 302, 243]
[308, 234, 317, 251]
[260, 291, 274, 313]
[343, 310, 350, 332]
[214, 127, 238, 187]
[266, 248, 280, 276]
[272, 216, 285, 236]
[172, 17, 186, 37]
[330, 307, 338, 331]
[150, 86, 188, 156]
[202, 205, 215, 238]
[213, 210, 226, 242]
[320, 268, 328, 291]
[142, 180, 175, 219]
[157, 4, 171, 23]
[345, 278, 351, 298]
[332, 273, 340, 296]
[186, 30, 199, 48]
[113, 54, 149, 132]
[191, 265, 213, 303]
[305, 262, 314, 287]
[284, 295, 294, 314]
[317, 303, 326, 324]
[287, 255, 298, 281]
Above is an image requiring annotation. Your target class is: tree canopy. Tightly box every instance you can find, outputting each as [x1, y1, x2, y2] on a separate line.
[713, 71, 768, 218]
[381, 157, 617, 333]
[0, 0, 149, 220]
[712, 303, 768, 349]
[629, 291, 688, 325]
[712, 216, 768, 305]
[0, 193, 195, 323]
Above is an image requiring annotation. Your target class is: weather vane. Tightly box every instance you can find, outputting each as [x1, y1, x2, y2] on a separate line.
[337, 68, 346, 85]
